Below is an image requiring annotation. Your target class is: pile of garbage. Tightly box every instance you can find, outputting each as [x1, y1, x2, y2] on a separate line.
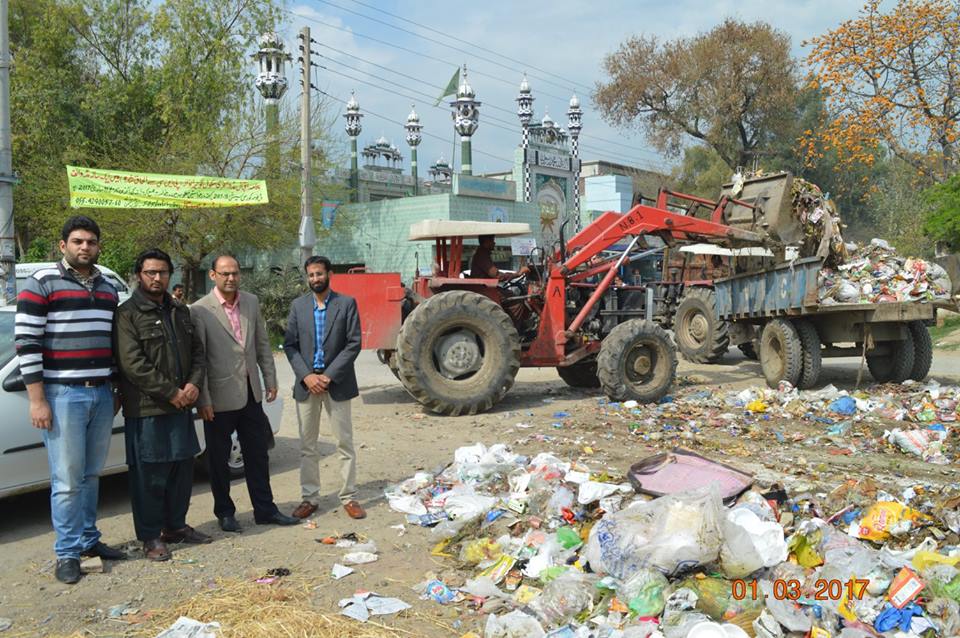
[385, 440, 960, 637]
[792, 178, 848, 267]
[606, 380, 956, 466]
[818, 239, 951, 305]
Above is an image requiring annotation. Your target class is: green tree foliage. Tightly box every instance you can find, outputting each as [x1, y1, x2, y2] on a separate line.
[11, 0, 345, 295]
[923, 172, 960, 252]
[594, 19, 798, 169]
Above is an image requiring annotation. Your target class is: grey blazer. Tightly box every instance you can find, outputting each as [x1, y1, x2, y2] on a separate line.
[191, 290, 277, 412]
[283, 290, 361, 402]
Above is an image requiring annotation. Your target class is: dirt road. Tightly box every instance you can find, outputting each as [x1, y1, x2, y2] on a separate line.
[1, 351, 958, 637]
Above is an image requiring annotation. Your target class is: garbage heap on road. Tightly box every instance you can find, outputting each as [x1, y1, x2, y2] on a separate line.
[818, 239, 951, 306]
[609, 380, 956, 466]
[385, 438, 960, 638]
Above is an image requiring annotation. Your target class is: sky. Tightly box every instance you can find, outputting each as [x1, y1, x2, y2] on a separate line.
[265, 0, 868, 178]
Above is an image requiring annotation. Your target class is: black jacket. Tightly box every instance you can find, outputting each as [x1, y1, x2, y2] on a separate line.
[115, 287, 205, 417]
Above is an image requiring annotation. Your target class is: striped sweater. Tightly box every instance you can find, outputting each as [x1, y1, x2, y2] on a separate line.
[15, 263, 119, 385]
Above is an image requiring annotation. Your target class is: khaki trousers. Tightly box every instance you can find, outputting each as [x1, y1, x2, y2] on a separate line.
[295, 393, 357, 504]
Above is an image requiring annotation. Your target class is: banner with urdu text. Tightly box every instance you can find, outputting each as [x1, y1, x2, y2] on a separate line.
[67, 166, 269, 209]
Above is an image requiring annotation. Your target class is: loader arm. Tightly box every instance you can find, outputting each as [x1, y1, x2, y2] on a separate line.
[561, 203, 767, 275]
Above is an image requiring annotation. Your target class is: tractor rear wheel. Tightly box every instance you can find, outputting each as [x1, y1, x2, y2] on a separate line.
[395, 290, 520, 415]
[759, 318, 802, 388]
[597, 320, 677, 403]
[867, 327, 915, 383]
[674, 288, 729, 363]
[908, 321, 933, 381]
[557, 358, 601, 388]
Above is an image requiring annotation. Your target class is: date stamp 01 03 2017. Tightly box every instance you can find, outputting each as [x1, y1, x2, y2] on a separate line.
[732, 578, 869, 602]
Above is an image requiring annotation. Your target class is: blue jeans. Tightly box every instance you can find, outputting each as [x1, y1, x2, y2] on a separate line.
[41, 383, 114, 559]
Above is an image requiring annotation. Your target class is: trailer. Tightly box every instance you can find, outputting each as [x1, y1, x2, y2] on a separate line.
[713, 255, 952, 388]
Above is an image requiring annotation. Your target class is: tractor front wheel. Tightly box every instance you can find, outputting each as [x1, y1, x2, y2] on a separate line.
[674, 288, 729, 363]
[597, 320, 677, 403]
[395, 290, 520, 415]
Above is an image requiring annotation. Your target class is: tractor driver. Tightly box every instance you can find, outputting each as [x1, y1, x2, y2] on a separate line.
[469, 235, 529, 281]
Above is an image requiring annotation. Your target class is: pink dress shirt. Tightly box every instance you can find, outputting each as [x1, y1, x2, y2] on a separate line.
[213, 287, 243, 344]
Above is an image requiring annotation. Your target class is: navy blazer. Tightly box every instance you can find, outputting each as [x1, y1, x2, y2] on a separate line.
[283, 290, 361, 402]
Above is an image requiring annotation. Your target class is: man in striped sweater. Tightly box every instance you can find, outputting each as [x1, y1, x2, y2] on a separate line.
[15, 216, 127, 585]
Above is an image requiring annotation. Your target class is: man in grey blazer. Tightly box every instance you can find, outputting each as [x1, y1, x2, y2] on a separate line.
[192, 255, 298, 531]
[284, 255, 364, 520]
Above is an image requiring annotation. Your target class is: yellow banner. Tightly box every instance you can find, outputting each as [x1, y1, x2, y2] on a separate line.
[67, 166, 269, 209]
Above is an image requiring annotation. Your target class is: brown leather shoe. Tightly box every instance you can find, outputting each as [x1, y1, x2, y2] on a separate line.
[343, 500, 366, 520]
[161, 525, 213, 545]
[291, 501, 318, 519]
[143, 538, 171, 562]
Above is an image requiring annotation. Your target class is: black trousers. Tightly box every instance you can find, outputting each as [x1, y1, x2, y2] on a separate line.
[129, 458, 194, 541]
[203, 383, 278, 521]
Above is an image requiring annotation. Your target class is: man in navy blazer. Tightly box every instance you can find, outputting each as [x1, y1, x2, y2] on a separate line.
[283, 256, 364, 520]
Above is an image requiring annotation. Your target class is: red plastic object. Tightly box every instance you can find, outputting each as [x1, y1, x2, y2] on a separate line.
[334, 272, 404, 350]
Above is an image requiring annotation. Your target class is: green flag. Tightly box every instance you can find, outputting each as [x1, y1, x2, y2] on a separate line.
[434, 67, 460, 106]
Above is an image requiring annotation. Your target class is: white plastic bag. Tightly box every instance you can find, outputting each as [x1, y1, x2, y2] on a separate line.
[484, 610, 545, 638]
[584, 486, 723, 579]
[720, 506, 787, 578]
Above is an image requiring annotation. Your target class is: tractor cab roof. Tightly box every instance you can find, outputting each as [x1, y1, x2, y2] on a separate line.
[408, 220, 532, 241]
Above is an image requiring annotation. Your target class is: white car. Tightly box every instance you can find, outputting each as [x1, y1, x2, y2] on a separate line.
[0, 305, 282, 498]
[15, 261, 132, 303]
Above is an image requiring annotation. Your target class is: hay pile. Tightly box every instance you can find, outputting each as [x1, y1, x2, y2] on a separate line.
[133, 579, 410, 638]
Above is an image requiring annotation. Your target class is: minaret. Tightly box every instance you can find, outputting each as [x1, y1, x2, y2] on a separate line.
[405, 105, 422, 195]
[253, 33, 291, 179]
[516, 75, 535, 202]
[450, 65, 480, 176]
[567, 93, 584, 231]
[343, 91, 363, 203]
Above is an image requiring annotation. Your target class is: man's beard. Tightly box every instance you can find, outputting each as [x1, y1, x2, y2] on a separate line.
[310, 280, 328, 294]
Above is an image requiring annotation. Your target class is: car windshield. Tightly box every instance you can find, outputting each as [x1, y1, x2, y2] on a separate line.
[0, 313, 14, 366]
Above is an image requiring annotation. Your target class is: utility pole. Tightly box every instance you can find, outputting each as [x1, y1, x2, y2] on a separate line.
[0, 0, 16, 304]
[297, 26, 316, 266]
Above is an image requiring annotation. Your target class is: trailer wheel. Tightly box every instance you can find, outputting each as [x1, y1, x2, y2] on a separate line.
[738, 341, 759, 360]
[598, 320, 677, 403]
[673, 288, 729, 363]
[395, 290, 520, 415]
[908, 321, 933, 381]
[557, 358, 601, 388]
[795, 320, 823, 390]
[867, 327, 915, 383]
[759, 318, 802, 388]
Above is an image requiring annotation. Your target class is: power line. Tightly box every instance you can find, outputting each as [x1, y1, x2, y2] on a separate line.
[335, 0, 594, 94]
[306, 0, 588, 96]
[287, 8, 571, 102]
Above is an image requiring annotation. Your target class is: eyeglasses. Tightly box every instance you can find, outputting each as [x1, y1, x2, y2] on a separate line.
[142, 270, 171, 279]
[214, 271, 240, 279]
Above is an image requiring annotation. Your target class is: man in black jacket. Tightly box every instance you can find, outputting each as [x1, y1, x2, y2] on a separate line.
[115, 249, 211, 561]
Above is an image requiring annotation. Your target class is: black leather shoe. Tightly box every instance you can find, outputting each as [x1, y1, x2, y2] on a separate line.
[255, 511, 299, 526]
[218, 516, 242, 533]
[81, 541, 127, 561]
[55, 558, 81, 584]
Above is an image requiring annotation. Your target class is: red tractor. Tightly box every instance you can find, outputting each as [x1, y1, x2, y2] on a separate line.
[336, 200, 770, 415]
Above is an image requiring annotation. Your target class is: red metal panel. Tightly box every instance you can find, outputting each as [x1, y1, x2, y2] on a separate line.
[334, 273, 403, 350]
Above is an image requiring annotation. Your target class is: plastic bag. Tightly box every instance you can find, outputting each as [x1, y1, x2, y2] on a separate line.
[678, 575, 763, 630]
[484, 609, 545, 638]
[584, 486, 723, 579]
[529, 570, 597, 625]
[829, 396, 857, 415]
[720, 506, 788, 578]
[460, 538, 503, 564]
[620, 568, 669, 617]
[847, 502, 928, 542]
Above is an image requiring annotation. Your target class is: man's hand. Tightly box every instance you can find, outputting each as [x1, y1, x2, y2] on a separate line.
[182, 383, 200, 404]
[317, 374, 332, 391]
[30, 399, 53, 430]
[304, 373, 326, 395]
[265, 387, 278, 403]
[170, 388, 191, 409]
[198, 405, 215, 421]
